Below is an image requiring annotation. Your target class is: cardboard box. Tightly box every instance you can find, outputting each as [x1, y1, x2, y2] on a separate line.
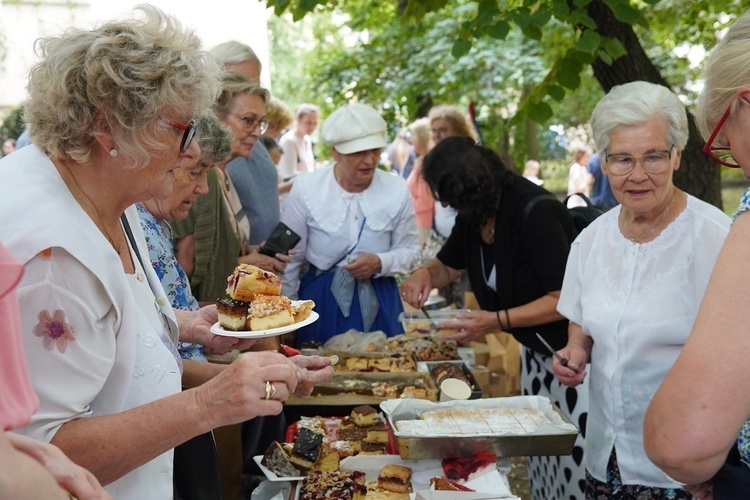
[470, 341, 490, 367]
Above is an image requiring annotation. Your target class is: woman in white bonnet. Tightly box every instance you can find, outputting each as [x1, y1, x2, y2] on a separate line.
[280, 103, 419, 345]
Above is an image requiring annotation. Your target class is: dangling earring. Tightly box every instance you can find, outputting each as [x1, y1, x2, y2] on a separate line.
[109, 149, 118, 157]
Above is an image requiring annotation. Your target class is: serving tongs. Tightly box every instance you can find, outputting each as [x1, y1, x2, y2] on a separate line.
[420, 306, 438, 334]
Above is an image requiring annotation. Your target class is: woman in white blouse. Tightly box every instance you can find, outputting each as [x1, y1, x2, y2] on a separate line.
[277, 103, 320, 181]
[552, 81, 731, 498]
[0, 9, 332, 499]
[280, 103, 419, 345]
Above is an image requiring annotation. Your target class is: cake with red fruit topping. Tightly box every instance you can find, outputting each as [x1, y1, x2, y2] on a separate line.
[300, 470, 367, 500]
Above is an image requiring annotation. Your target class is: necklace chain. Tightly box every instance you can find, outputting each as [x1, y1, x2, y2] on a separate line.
[62, 163, 122, 253]
[621, 191, 676, 243]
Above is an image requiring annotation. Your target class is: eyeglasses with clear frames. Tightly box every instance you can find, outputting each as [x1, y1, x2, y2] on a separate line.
[165, 119, 197, 154]
[702, 103, 741, 168]
[231, 113, 269, 134]
[604, 145, 675, 176]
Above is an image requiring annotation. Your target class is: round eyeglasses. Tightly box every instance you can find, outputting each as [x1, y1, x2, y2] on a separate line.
[604, 145, 674, 176]
[231, 113, 269, 134]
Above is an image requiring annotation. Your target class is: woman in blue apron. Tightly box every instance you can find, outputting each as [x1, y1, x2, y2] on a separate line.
[280, 103, 419, 345]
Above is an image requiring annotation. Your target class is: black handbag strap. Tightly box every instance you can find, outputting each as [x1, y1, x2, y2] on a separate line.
[121, 213, 147, 273]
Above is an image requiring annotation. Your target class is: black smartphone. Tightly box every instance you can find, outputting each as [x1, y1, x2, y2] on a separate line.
[259, 222, 301, 257]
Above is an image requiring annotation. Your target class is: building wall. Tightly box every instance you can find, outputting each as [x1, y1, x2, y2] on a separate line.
[0, 0, 271, 116]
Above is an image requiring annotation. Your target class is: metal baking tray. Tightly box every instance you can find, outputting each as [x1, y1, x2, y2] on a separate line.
[285, 372, 438, 406]
[381, 396, 579, 459]
[330, 351, 418, 373]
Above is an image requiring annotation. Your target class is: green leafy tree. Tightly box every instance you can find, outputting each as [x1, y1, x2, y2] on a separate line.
[265, 0, 745, 206]
[0, 104, 24, 142]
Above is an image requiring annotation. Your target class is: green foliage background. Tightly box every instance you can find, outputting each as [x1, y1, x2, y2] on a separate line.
[265, 0, 744, 169]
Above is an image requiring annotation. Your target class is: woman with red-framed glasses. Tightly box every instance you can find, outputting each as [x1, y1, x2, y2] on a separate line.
[0, 7, 333, 498]
[646, 10, 750, 500]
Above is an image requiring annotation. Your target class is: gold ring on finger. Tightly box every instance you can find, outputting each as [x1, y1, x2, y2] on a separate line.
[265, 380, 276, 400]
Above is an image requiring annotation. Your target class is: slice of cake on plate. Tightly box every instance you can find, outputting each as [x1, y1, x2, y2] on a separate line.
[225, 263, 282, 301]
[246, 294, 295, 331]
[260, 441, 302, 477]
[216, 298, 249, 331]
[300, 470, 367, 500]
[377, 464, 412, 493]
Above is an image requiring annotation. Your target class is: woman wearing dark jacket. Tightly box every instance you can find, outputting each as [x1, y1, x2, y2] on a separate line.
[400, 136, 587, 499]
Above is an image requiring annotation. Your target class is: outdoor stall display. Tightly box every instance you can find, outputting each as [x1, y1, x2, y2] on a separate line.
[250, 329, 578, 499]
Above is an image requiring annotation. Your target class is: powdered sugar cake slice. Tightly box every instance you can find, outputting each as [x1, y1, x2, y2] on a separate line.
[509, 408, 552, 433]
[481, 410, 525, 435]
[393, 420, 430, 436]
[455, 417, 493, 435]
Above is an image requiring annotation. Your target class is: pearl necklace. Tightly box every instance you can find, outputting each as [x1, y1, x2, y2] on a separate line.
[620, 191, 676, 244]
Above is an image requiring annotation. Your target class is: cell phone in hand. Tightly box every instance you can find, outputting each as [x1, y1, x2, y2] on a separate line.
[259, 222, 301, 257]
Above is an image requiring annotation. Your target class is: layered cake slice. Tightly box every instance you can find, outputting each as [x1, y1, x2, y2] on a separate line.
[290, 427, 324, 471]
[246, 294, 295, 331]
[363, 421, 389, 444]
[351, 405, 379, 427]
[216, 297, 249, 331]
[377, 464, 412, 493]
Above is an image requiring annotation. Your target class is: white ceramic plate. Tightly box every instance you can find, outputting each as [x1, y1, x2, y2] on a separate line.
[210, 311, 319, 339]
[252, 455, 306, 482]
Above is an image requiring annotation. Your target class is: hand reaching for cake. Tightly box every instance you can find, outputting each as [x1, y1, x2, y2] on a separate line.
[288, 355, 335, 398]
[197, 351, 299, 425]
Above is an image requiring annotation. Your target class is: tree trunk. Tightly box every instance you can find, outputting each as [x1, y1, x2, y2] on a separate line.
[524, 84, 541, 161]
[584, 0, 722, 208]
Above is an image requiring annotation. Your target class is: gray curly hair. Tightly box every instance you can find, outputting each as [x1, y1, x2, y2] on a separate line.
[24, 4, 222, 168]
[195, 111, 232, 165]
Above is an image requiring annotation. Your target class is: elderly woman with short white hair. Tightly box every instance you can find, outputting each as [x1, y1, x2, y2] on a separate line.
[552, 81, 731, 499]
[281, 103, 419, 345]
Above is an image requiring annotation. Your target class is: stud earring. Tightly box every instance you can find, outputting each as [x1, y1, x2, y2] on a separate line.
[109, 149, 118, 157]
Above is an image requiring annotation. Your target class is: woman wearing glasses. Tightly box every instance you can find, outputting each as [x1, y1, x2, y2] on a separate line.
[551, 81, 730, 498]
[645, 11, 750, 499]
[173, 71, 291, 303]
[0, 8, 326, 498]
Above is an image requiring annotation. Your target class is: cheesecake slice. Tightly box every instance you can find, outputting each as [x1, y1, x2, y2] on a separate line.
[246, 294, 295, 331]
